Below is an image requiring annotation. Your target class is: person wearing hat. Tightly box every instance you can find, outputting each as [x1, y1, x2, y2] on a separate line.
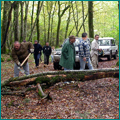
[59, 35, 76, 70]
[33, 40, 42, 68]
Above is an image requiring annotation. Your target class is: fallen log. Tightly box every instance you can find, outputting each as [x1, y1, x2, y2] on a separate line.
[1, 68, 119, 88]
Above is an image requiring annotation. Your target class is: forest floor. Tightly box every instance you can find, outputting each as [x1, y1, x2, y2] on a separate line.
[1, 54, 119, 119]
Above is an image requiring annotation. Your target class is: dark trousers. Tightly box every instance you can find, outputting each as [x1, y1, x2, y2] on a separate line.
[44, 54, 49, 65]
[34, 53, 40, 67]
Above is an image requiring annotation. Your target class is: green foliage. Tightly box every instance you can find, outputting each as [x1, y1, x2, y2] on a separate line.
[6, 49, 11, 55]
[7, 58, 11, 62]
[23, 98, 30, 104]
[6, 100, 14, 108]
[116, 60, 119, 66]
[35, 76, 50, 84]
[35, 73, 85, 87]
[1, 57, 5, 62]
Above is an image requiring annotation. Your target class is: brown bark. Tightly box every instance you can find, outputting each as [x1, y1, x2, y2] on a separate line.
[88, 1, 94, 38]
[14, 1, 19, 41]
[36, 1, 41, 43]
[20, 1, 24, 42]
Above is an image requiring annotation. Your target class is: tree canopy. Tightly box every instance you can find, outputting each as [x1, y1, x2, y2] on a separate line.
[1, 1, 119, 53]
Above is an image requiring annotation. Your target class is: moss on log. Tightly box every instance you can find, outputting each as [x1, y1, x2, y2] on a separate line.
[1, 68, 119, 88]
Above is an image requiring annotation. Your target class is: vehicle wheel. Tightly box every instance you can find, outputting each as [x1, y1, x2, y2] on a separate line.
[53, 62, 62, 70]
[113, 52, 117, 59]
[98, 56, 100, 62]
[107, 51, 112, 61]
[74, 62, 80, 70]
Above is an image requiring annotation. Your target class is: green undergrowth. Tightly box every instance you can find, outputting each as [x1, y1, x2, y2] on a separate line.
[116, 60, 119, 66]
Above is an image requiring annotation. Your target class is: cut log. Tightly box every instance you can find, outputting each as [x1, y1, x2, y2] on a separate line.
[37, 83, 52, 100]
[1, 68, 119, 88]
[37, 83, 46, 97]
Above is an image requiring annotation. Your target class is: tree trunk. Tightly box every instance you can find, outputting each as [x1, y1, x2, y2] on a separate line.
[14, 1, 19, 41]
[36, 1, 40, 43]
[30, 1, 34, 42]
[56, 1, 70, 46]
[82, 1, 85, 32]
[56, 1, 61, 47]
[65, 2, 72, 39]
[50, 1, 56, 45]
[20, 1, 24, 42]
[88, 1, 94, 38]
[47, 1, 52, 43]
[24, 1, 29, 41]
[1, 1, 10, 53]
[1, 68, 119, 88]
[43, 6, 46, 44]
[77, 13, 88, 35]
[118, 1, 119, 10]
[28, 1, 43, 42]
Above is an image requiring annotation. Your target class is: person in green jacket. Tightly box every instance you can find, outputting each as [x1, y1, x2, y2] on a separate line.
[59, 35, 76, 70]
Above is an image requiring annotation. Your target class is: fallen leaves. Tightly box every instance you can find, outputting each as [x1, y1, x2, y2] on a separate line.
[1, 55, 119, 119]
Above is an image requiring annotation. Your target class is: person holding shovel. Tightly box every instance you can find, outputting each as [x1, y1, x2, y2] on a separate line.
[11, 41, 34, 77]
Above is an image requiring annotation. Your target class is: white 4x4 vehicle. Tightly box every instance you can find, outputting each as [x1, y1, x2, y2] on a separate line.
[98, 37, 118, 60]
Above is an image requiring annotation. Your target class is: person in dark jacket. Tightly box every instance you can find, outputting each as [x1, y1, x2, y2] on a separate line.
[33, 40, 42, 68]
[43, 42, 51, 66]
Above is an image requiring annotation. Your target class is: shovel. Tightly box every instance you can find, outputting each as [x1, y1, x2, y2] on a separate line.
[18, 53, 31, 74]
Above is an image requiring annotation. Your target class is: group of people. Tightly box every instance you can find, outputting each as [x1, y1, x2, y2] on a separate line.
[59, 33, 101, 71]
[11, 32, 101, 77]
[11, 41, 55, 77]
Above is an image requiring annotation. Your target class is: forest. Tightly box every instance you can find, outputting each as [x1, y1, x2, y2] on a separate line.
[1, 1, 119, 119]
[1, 1, 119, 54]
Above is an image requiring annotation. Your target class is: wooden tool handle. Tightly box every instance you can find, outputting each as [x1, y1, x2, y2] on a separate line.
[21, 53, 31, 66]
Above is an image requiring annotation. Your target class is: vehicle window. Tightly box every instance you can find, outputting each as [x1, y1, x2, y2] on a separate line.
[98, 39, 110, 46]
[111, 40, 115, 46]
[74, 38, 80, 46]
[75, 46, 79, 51]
